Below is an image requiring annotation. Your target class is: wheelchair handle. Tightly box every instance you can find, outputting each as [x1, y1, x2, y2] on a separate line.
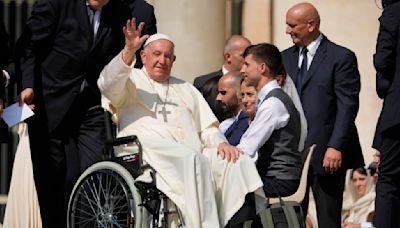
[105, 135, 138, 147]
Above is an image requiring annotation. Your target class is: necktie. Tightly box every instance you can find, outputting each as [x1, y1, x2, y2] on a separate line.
[88, 7, 96, 37]
[296, 48, 308, 94]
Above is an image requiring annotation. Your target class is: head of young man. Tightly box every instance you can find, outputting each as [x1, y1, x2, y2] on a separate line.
[241, 43, 283, 90]
[223, 35, 251, 72]
[141, 34, 176, 82]
[286, 2, 321, 48]
[216, 71, 243, 118]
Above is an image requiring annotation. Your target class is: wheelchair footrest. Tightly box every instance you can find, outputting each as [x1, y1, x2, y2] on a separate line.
[135, 181, 161, 215]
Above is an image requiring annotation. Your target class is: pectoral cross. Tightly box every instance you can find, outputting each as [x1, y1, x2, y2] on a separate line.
[158, 105, 171, 122]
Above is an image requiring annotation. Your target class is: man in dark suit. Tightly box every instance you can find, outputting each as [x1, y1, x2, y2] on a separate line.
[373, 0, 400, 227]
[0, 21, 11, 142]
[62, 0, 156, 196]
[17, 0, 131, 227]
[282, 3, 364, 227]
[216, 71, 248, 146]
[0, 21, 11, 111]
[194, 35, 251, 122]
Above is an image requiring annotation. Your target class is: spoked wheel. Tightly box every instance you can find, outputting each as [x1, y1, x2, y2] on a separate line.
[67, 161, 144, 228]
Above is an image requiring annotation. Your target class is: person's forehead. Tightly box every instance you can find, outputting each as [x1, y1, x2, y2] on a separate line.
[147, 39, 174, 50]
[218, 79, 231, 89]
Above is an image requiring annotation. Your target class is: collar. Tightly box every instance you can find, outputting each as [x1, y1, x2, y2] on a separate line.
[234, 109, 245, 120]
[222, 66, 229, 75]
[301, 34, 323, 58]
[256, 80, 280, 107]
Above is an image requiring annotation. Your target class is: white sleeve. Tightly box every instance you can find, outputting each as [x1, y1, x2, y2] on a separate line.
[97, 51, 137, 109]
[201, 127, 228, 148]
[237, 97, 289, 159]
[360, 222, 374, 228]
[2, 70, 9, 87]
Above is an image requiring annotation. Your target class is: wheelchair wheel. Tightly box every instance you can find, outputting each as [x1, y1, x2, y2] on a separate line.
[67, 161, 145, 228]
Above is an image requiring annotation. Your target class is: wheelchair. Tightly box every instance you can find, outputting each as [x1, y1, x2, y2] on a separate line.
[67, 110, 185, 228]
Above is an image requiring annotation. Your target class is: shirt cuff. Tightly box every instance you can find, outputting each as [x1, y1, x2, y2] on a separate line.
[201, 127, 227, 148]
[361, 222, 374, 228]
[2, 70, 10, 87]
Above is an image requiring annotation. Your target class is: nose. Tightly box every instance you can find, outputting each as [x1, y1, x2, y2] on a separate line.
[242, 96, 248, 104]
[240, 65, 246, 74]
[216, 93, 222, 101]
[285, 25, 291, 34]
[159, 55, 166, 64]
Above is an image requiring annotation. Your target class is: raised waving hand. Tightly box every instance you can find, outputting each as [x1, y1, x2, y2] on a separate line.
[121, 18, 149, 65]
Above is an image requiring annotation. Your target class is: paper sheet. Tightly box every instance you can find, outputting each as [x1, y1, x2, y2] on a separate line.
[2, 103, 35, 127]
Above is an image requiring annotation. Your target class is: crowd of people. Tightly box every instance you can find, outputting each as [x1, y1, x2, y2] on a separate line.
[0, 0, 399, 227]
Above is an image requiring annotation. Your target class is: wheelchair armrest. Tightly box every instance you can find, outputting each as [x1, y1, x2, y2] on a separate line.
[105, 135, 138, 147]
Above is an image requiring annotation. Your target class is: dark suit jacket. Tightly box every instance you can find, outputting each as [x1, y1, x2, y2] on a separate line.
[18, 0, 131, 131]
[282, 35, 364, 174]
[0, 22, 11, 100]
[126, 0, 157, 68]
[193, 69, 223, 90]
[224, 110, 249, 146]
[374, 2, 400, 135]
[0, 22, 11, 143]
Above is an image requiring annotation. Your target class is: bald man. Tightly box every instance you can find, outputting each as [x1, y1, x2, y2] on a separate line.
[194, 35, 251, 122]
[282, 3, 363, 227]
[217, 71, 248, 146]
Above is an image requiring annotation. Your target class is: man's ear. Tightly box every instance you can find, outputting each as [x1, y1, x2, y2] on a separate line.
[308, 19, 316, 32]
[260, 62, 268, 75]
[224, 53, 231, 63]
[140, 50, 146, 64]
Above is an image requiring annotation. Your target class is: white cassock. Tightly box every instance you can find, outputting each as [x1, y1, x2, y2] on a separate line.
[98, 52, 263, 228]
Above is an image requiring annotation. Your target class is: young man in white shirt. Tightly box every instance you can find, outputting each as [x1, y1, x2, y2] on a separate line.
[238, 43, 302, 197]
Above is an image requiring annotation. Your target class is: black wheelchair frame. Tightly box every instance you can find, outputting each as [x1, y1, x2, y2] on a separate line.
[66, 110, 184, 228]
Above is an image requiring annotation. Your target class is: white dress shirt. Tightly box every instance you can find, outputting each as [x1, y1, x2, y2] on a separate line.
[298, 34, 323, 69]
[219, 117, 235, 134]
[222, 65, 229, 75]
[237, 80, 290, 161]
[86, 3, 102, 38]
[219, 109, 245, 134]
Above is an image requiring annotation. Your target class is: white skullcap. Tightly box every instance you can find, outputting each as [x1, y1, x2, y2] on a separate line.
[144, 33, 174, 47]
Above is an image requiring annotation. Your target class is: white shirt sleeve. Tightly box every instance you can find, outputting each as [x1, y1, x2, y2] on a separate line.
[219, 117, 236, 134]
[237, 97, 289, 161]
[201, 127, 228, 148]
[2, 70, 10, 87]
[97, 51, 137, 108]
[360, 222, 374, 228]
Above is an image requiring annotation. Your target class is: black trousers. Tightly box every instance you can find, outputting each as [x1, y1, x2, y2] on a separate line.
[262, 177, 299, 198]
[226, 178, 300, 228]
[374, 126, 400, 228]
[225, 193, 257, 228]
[301, 167, 346, 228]
[28, 90, 105, 228]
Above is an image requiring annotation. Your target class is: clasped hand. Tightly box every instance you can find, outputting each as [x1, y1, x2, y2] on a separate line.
[218, 142, 243, 163]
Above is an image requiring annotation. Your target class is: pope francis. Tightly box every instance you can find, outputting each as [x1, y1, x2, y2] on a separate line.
[97, 19, 263, 227]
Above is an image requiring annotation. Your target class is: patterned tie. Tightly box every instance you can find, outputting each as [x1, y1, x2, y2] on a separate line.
[296, 48, 308, 95]
[88, 7, 96, 38]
